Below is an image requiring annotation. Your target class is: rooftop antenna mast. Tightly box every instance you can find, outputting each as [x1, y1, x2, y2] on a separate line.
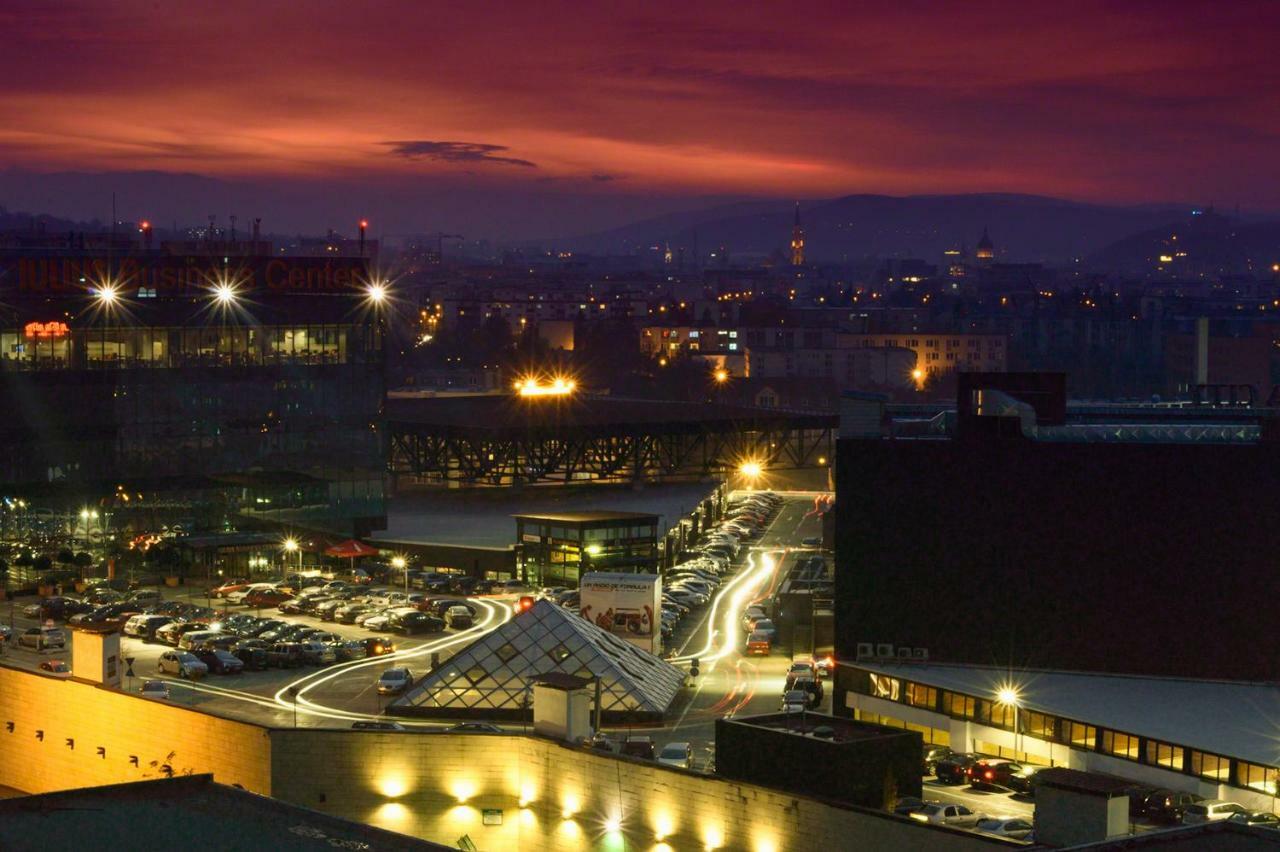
[229, 214, 237, 242]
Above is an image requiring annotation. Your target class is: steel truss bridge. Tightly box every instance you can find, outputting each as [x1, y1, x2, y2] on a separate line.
[385, 395, 836, 487]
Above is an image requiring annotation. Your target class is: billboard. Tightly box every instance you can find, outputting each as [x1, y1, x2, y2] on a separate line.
[579, 572, 662, 655]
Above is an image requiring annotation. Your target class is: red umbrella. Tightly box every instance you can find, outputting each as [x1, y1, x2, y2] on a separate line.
[324, 539, 381, 573]
[325, 540, 380, 559]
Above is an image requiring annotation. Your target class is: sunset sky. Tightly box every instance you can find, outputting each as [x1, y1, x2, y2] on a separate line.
[3, 1, 1278, 238]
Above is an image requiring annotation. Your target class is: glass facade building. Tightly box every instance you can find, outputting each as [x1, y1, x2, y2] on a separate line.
[0, 248, 387, 535]
[514, 511, 658, 586]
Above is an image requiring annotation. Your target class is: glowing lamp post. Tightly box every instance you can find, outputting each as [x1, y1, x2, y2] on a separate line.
[282, 537, 301, 581]
[392, 555, 407, 593]
[996, 685, 1022, 756]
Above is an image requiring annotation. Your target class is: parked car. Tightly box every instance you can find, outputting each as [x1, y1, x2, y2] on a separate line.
[745, 631, 772, 656]
[126, 589, 162, 607]
[334, 640, 370, 662]
[140, 679, 170, 699]
[934, 753, 982, 784]
[158, 650, 208, 679]
[243, 589, 292, 608]
[1182, 800, 1247, 825]
[124, 614, 173, 640]
[780, 690, 809, 713]
[266, 642, 304, 668]
[1005, 764, 1042, 794]
[657, 741, 693, 769]
[18, 627, 66, 650]
[352, 720, 405, 731]
[450, 722, 504, 733]
[358, 637, 396, 657]
[1145, 790, 1205, 824]
[376, 667, 415, 695]
[299, 641, 337, 666]
[232, 641, 270, 670]
[787, 675, 822, 707]
[194, 649, 245, 674]
[1228, 811, 1280, 828]
[923, 745, 955, 775]
[975, 817, 1035, 840]
[210, 578, 251, 598]
[38, 659, 72, 677]
[445, 605, 474, 629]
[620, 736, 655, 760]
[967, 759, 1025, 790]
[390, 610, 445, 635]
[892, 797, 927, 816]
[910, 803, 985, 828]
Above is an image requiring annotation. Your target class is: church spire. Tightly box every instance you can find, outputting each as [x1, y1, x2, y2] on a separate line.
[790, 202, 805, 266]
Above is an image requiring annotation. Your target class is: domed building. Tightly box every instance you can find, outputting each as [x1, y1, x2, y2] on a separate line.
[975, 227, 995, 263]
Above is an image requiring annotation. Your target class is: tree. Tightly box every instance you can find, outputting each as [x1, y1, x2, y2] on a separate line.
[33, 555, 52, 573]
[73, 552, 94, 568]
[56, 548, 75, 565]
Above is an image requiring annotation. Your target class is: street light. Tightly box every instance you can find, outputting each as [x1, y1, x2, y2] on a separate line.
[211, 282, 238, 306]
[392, 555, 407, 594]
[282, 537, 301, 580]
[714, 368, 729, 384]
[996, 684, 1022, 757]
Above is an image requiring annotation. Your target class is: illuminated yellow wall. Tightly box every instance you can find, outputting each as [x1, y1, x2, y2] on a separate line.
[0, 666, 271, 795]
[0, 665, 997, 851]
[269, 731, 1000, 852]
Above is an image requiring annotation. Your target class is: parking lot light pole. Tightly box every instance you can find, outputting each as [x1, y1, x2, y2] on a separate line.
[392, 555, 407, 594]
[997, 685, 1022, 758]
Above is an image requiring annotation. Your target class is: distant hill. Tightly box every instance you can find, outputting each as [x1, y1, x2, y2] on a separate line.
[557, 193, 1193, 265]
[1087, 211, 1280, 275]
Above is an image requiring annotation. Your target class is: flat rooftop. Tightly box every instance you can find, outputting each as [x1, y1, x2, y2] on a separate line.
[385, 394, 836, 437]
[373, 482, 717, 548]
[728, 712, 910, 744]
[854, 661, 1280, 766]
[514, 510, 658, 524]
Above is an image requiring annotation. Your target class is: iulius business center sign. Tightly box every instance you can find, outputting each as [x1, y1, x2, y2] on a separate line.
[7, 255, 371, 295]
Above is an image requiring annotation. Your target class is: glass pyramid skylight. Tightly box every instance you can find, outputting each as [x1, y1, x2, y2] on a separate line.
[391, 599, 687, 717]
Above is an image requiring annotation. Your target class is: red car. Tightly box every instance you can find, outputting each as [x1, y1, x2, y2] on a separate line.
[211, 578, 251, 598]
[244, 589, 292, 608]
[745, 631, 772, 656]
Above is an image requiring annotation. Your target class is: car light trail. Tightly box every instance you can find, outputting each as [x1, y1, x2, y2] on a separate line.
[272, 597, 513, 722]
[670, 549, 781, 665]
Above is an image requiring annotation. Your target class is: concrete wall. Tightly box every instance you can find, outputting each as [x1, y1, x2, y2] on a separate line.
[269, 729, 1004, 852]
[0, 665, 271, 795]
[0, 663, 1005, 851]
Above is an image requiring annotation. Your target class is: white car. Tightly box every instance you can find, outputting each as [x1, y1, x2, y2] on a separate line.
[226, 583, 276, 605]
[158, 650, 208, 679]
[376, 667, 415, 695]
[910, 803, 985, 828]
[975, 817, 1034, 839]
[18, 627, 65, 650]
[657, 741, 692, 769]
[1183, 800, 1247, 824]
